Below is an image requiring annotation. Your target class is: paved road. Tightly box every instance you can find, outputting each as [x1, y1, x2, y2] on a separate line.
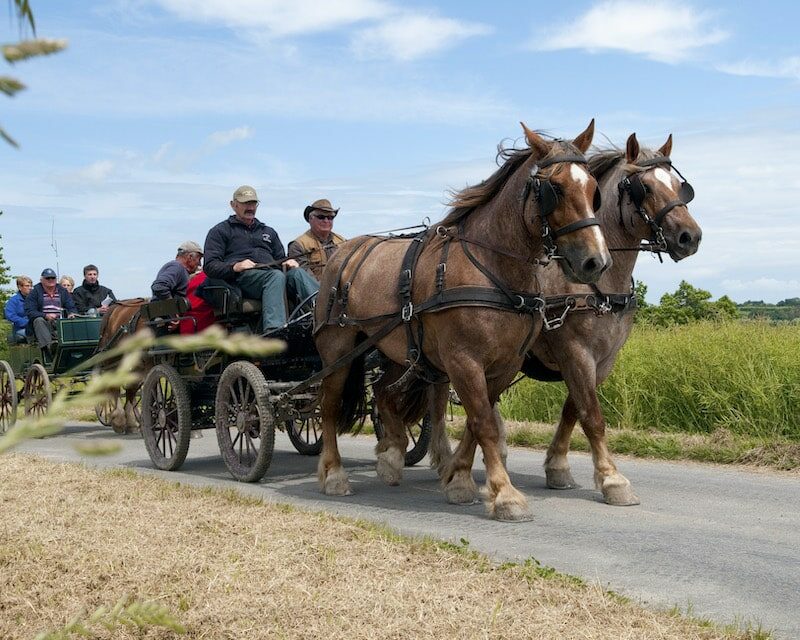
[16, 422, 800, 639]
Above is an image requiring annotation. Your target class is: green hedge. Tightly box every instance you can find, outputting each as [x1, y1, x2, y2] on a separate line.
[500, 321, 800, 440]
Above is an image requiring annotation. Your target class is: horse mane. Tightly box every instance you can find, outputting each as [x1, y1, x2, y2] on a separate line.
[439, 136, 588, 227]
[588, 144, 660, 180]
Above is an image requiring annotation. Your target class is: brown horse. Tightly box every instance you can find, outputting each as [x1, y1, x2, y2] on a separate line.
[96, 298, 148, 433]
[429, 133, 702, 506]
[314, 121, 611, 521]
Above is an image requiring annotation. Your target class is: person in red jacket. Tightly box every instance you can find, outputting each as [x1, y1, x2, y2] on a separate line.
[179, 271, 217, 335]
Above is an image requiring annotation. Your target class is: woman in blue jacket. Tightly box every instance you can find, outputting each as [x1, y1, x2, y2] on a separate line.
[4, 275, 33, 343]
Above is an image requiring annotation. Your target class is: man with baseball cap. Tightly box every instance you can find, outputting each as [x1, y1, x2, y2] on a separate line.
[151, 241, 204, 300]
[203, 185, 319, 333]
[287, 198, 346, 281]
[24, 267, 77, 355]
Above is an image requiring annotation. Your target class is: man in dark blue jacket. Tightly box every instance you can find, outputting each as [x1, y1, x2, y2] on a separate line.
[203, 185, 318, 333]
[24, 268, 77, 353]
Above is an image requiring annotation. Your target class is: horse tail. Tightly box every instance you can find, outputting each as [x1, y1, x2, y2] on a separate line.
[374, 361, 429, 427]
[336, 340, 367, 435]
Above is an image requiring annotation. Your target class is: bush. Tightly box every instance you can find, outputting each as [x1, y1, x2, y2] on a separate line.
[500, 321, 800, 440]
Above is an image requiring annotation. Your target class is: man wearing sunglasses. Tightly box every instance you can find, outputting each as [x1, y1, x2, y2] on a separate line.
[203, 185, 319, 333]
[287, 198, 346, 281]
[24, 267, 77, 356]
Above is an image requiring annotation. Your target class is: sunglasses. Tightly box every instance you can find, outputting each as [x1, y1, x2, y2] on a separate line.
[43, 276, 56, 280]
[313, 214, 336, 221]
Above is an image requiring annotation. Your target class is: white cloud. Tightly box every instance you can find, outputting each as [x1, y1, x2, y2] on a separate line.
[351, 13, 491, 61]
[717, 56, 800, 81]
[59, 160, 117, 183]
[721, 278, 800, 297]
[154, 0, 391, 36]
[531, 0, 728, 63]
[207, 125, 255, 147]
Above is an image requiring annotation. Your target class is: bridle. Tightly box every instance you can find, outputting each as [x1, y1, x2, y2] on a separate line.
[616, 156, 695, 258]
[523, 153, 603, 261]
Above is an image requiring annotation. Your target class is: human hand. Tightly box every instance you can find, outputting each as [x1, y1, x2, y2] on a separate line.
[284, 259, 300, 269]
[167, 319, 180, 331]
[99, 305, 109, 314]
[234, 259, 257, 273]
[45, 313, 58, 321]
[67, 313, 77, 319]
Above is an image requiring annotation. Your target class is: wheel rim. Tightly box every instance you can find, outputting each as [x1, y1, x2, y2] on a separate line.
[0, 361, 18, 432]
[223, 376, 263, 467]
[24, 364, 51, 419]
[152, 375, 179, 458]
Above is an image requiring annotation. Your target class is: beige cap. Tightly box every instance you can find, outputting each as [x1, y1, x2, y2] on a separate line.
[233, 185, 259, 203]
[177, 240, 203, 255]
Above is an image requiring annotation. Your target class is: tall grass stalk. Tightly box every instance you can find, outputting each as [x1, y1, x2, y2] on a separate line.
[500, 321, 800, 440]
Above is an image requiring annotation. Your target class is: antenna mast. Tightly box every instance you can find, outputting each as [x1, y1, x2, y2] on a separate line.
[50, 217, 60, 276]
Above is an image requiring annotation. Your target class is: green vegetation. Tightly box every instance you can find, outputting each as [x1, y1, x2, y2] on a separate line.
[636, 280, 740, 326]
[501, 321, 800, 441]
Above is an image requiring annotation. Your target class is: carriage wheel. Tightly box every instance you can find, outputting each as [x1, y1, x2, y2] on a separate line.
[215, 361, 275, 482]
[23, 363, 52, 420]
[372, 403, 432, 467]
[286, 414, 323, 456]
[94, 394, 118, 427]
[0, 360, 18, 433]
[141, 364, 191, 471]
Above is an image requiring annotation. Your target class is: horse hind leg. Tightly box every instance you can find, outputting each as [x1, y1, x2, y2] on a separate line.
[373, 395, 406, 486]
[123, 385, 140, 434]
[317, 365, 354, 496]
[427, 383, 453, 475]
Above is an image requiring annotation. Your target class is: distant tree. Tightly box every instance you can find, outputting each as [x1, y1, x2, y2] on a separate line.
[777, 297, 800, 307]
[2, 0, 67, 147]
[638, 280, 739, 326]
[0, 213, 11, 307]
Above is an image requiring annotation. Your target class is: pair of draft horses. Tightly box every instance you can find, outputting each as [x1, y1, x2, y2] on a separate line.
[315, 120, 701, 521]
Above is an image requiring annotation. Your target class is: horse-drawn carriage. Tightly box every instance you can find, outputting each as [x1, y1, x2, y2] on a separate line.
[0, 316, 104, 431]
[131, 288, 431, 482]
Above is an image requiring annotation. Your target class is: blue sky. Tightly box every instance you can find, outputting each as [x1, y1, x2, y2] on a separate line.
[2, 0, 799, 302]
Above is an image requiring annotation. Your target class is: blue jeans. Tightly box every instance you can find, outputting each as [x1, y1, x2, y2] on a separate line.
[237, 267, 319, 332]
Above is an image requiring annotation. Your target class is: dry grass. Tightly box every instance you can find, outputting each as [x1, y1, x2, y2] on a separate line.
[0, 455, 764, 640]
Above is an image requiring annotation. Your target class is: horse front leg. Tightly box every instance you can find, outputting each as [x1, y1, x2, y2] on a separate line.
[123, 383, 140, 433]
[451, 371, 531, 521]
[563, 384, 639, 506]
[373, 390, 407, 487]
[317, 366, 352, 496]
[544, 395, 579, 489]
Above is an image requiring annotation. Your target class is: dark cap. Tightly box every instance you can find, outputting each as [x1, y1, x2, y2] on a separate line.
[41, 268, 57, 278]
[303, 198, 340, 221]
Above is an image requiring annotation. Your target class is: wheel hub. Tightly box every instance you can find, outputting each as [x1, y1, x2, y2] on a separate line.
[157, 408, 167, 428]
[236, 410, 247, 432]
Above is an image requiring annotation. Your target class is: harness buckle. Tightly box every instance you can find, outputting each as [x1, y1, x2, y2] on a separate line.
[514, 295, 526, 310]
[401, 302, 414, 322]
[435, 225, 449, 238]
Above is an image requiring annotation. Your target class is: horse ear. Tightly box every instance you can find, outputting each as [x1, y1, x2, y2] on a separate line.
[520, 122, 550, 157]
[658, 133, 673, 158]
[625, 133, 640, 163]
[571, 118, 595, 153]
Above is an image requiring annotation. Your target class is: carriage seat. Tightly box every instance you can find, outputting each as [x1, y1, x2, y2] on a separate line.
[199, 279, 261, 321]
[140, 297, 191, 322]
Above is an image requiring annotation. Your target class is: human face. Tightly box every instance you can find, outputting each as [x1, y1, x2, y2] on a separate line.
[84, 269, 98, 285]
[41, 276, 57, 290]
[231, 199, 259, 226]
[59, 279, 73, 293]
[309, 211, 335, 240]
[187, 252, 203, 273]
[18, 281, 33, 297]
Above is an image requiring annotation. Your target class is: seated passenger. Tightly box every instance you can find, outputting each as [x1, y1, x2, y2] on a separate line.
[287, 198, 346, 281]
[59, 275, 75, 294]
[24, 268, 77, 355]
[151, 241, 203, 300]
[4, 275, 33, 343]
[203, 185, 318, 333]
[73, 264, 116, 315]
[179, 271, 216, 335]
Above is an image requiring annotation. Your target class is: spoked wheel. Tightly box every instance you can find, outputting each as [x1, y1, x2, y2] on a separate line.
[94, 394, 118, 428]
[215, 361, 275, 482]
[0, 360, 18, 432]
[372, 403, 432, 467]
[286, 413, 323, 456]
[141, 364, 191, 471]
[23, 363, 52, 420]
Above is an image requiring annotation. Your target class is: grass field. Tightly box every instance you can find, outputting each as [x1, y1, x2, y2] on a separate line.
[0, 455, 770, 640]
[501, 321, 800, 441]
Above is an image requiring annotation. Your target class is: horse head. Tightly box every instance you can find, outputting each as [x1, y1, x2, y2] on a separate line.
[616, 133, 702, 261]
[520, 119, 612, 283]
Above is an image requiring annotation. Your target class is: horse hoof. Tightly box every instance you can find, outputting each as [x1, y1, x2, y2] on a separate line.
[323, 469, 352, 496]
[444, 480, 479, 505]
[491, 498, 533, 522]
[546, 468, 576, 490]
[376, 449, 404, 486]
[602, 476, 640, 506]
[110, 421, 126, 435]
